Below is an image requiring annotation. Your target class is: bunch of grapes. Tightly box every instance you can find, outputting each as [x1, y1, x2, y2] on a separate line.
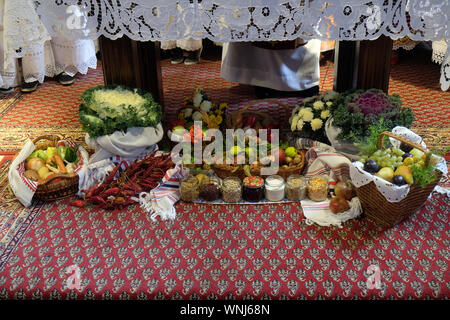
[361, 147, 405, 170]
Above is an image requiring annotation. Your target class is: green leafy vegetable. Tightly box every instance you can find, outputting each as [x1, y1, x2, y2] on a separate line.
[27, 149, 47, 162]
[356, 120, 390, 157]
[57, 146, 78, 163]
[330, 89, 415, 143]
[410, 153, 441, 187]
[79, 85, 162, 138]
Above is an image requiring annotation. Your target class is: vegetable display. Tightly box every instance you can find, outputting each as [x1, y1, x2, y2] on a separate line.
[330, 89, 415, 143]
[79, 85, 162, 138]
[24, 145, 79, 184]
[73, 152, 174, 210]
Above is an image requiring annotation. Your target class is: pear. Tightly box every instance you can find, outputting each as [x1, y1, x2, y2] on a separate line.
[394, 165, 414, 185]
[375, 167, 394, 182]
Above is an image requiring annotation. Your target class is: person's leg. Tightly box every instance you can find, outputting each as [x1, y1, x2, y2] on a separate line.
[51, 36, 97, 85]
[178, 39, 202, 65]
[21, 41, 55, 93]
[0, 29, 20, 92]
[161, 40, 184, 64]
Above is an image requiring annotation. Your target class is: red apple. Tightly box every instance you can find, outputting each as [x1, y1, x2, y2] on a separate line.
[335, 180, 355, 201]
[329, 196, 350, 214]
[271, 148, 286, 165]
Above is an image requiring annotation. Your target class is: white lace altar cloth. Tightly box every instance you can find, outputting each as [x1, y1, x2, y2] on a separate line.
[27, 1, 449, 90]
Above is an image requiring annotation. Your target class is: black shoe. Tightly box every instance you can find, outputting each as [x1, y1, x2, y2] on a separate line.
[0, 87, 14, 94]
[171, 48, 184, 64]
[254, 85, 320, 99]
[58, 73, 75, 86]
[21, 81, 39, 93]
[184, 48, 202, 65]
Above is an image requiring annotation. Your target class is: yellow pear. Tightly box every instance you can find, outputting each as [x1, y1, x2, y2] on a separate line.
[394, 165, 413, 185]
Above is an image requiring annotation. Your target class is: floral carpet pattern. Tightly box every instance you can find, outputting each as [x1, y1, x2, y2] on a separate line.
[0, 193, 449, 300]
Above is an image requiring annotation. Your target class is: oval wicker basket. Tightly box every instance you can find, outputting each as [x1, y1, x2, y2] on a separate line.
[250, 149, 307, 180]
[213, 163, 247, 180]
[354, 131, 442, 228]
[22, 135, 79, 202]
[215, 99, 295, 180]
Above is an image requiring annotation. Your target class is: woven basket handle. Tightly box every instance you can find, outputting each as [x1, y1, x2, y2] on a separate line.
[230, 99, 291, 128]
[177, 105, 212, 129]
[377, 131, 428, 153]
[32, 134, 64, 145]
[239, 99, 291, 117]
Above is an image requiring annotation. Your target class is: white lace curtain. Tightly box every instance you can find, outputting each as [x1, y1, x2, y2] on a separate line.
[27, 1, 450, 90]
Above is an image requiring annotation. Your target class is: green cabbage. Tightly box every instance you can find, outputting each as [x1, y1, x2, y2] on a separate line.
[79, 85, 162, 138]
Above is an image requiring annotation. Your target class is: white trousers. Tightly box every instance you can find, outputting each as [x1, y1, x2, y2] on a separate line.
[221, 40, 321, 91]
[21, 37, 97, 84]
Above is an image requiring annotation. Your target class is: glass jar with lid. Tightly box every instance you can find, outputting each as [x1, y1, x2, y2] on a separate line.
[307, 175, 329, 202]
[221, 177, 242, 203]
[242, 176, 265, 202]
[180, 175, 199, 202]
[264, 175, 285, 201]
[200, 176, 221, 201]
[286, 174, 307, 201]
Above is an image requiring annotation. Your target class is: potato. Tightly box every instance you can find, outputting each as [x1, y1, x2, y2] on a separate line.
[26, 158, 45, 171]
[285, 156, 293, 164]
[293, 155, 301, 164]
[37, 166, 50, 179]
[24, 170, 39, 181]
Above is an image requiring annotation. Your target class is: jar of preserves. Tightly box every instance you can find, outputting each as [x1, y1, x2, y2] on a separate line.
[221, 177, 242, 203]
[200, 176, 221, 201]
[286, 175, 307, 201]
[307, 175, 329, 202]
[242, 176, 265, 202]
[180, 175, 199, 202]
[264, 175, 285, 201]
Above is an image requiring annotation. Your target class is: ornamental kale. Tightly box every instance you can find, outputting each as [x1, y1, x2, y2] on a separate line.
[330, 89, 415, 143]
[79, 85, 162, 138]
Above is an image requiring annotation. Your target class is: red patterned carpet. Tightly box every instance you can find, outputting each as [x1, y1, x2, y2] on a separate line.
[0, 193, 449, 299]
[0, 45, 449, 300]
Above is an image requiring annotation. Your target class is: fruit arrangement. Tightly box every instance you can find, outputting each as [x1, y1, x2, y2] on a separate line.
[329, 180, 356, 213]
[360, 146, 425, 186]
[24, 145, 79, 184]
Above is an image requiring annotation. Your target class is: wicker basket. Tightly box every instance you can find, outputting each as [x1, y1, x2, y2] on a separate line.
[250, 149, 307, 180]
[226, 99, 292, 133]
[213, 164, 247, 180]
[354, 131, 442, 228]
[23, 135, 79, 202]
[215, 99, 294, 179]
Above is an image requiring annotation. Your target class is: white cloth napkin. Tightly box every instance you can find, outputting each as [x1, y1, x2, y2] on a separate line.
[301, 197, 362, 227]
[85, 124, 164, 163]
[139, 163, 190, 221]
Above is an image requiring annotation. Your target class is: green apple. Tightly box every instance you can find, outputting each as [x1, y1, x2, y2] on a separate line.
[410, 148, 424, 159]
[285, 147, 297, 158]
[230, 146, 243, 156]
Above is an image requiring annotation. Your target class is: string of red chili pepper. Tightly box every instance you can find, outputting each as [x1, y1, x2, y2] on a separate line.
[71, 153, 174, 210]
